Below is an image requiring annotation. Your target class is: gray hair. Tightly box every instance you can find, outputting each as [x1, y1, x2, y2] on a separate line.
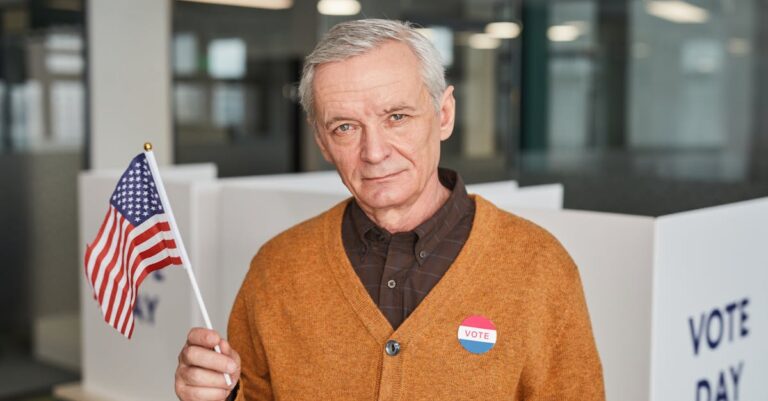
[298, 19, 447, 124]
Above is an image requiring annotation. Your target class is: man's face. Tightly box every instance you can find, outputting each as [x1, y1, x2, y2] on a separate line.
[312, 40, 455, 214]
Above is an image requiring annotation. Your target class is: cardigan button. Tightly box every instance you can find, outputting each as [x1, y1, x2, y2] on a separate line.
[385, 340, 400, 356]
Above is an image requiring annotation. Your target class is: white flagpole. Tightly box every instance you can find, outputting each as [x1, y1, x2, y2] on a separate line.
[142, 143, 233, 387]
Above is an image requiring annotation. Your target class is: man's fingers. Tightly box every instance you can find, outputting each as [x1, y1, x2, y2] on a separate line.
[219, 339, 240, 363]
[176, 329, 238, 401]
[180, 344, 237, 375]
[175, 383, 231, 401]
[219, 339, 231, 355]
[232, 347, 241, 369]
[215, 339, 241, 388]
[181, 366, 233, 389]
[187, 327, 221, 348]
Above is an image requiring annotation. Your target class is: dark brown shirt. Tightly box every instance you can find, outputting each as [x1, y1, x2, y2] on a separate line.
[341, 168, 475, 330]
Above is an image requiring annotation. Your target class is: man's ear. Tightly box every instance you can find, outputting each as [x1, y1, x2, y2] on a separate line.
[438, 85, 456, 141]
[311, 120, 333, 163]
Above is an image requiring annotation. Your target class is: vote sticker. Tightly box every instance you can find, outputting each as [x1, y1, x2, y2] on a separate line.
[457, 315, 497, 354]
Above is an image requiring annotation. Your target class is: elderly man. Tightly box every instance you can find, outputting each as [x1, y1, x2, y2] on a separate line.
[175, 19, 604, 401]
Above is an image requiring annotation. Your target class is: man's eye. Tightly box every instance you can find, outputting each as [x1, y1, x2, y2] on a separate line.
[335, 123, 352, 133]
[390, 114, 406, 122]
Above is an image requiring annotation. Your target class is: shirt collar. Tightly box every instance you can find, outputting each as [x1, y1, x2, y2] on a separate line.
[412, 168, 473, 265]
[347, 168, 474, 264]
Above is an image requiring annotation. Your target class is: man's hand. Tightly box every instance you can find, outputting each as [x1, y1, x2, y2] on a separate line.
[175, 328, 241, 401]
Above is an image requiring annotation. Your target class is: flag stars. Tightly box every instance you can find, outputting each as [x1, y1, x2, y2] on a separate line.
[106, 155, 167, 225]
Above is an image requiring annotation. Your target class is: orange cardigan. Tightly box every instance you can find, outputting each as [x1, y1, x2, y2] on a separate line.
[229, 196, 605, 400]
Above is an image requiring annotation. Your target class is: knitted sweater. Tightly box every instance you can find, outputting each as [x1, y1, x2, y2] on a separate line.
[228, 196, 605, 401]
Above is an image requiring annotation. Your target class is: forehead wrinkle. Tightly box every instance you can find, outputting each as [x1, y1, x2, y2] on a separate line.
[320, 75, 403, 93]
[319, 83, 422, 125]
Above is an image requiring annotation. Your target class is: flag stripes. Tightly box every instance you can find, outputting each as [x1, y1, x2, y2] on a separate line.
[84, 153, 182, 338]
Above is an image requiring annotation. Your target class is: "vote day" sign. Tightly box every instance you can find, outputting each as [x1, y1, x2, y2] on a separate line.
[688, 298, 750, 401]
[650, 199, 768, 401]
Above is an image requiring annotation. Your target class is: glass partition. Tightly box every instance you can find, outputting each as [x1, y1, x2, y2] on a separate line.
[172, 0, 523, 181]
[0, 1, 85, 398]
[171, 0, 768, 215]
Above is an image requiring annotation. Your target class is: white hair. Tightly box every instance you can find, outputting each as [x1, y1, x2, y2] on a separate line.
[298, 18, 446, 124]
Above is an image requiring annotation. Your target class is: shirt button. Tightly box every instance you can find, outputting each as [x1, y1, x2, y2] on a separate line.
[385, 340, 400, 356]
[419, 250, 428, 259]
[387, 279, 396, 289]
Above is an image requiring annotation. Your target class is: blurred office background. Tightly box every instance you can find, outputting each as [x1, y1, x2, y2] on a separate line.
[1, 0, 767, 398]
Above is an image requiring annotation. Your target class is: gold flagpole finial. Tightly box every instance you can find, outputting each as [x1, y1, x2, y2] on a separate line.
[143, 142, 153, 151]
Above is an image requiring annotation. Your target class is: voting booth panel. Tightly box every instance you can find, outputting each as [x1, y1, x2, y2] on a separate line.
[651, 198, 768, 401]
[464, 179, 518, 204]
[478, 183, 563, 210]
[221, 170, 349, 194]
[78, 165, 216, 401]
[503, 207, 655, 401]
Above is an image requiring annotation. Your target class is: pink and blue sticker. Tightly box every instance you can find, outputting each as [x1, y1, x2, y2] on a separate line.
[457, 315, 497, 354]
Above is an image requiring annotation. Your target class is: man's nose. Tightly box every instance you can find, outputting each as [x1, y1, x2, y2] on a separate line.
[360, 125, 391, 164]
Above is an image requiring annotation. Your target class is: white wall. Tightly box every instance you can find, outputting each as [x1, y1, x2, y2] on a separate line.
[88, 0, 173, 168]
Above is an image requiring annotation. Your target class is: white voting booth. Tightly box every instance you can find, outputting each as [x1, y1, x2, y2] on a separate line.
[502, 200, 768, 401]
[649, 201, 767, 401]
[72, 169, 766, 401]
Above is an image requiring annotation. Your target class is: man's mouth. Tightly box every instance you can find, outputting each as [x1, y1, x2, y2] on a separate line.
[364, 171, 403, 181]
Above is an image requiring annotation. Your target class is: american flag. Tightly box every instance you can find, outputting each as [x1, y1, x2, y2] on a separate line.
[84, 153, 182, 338]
